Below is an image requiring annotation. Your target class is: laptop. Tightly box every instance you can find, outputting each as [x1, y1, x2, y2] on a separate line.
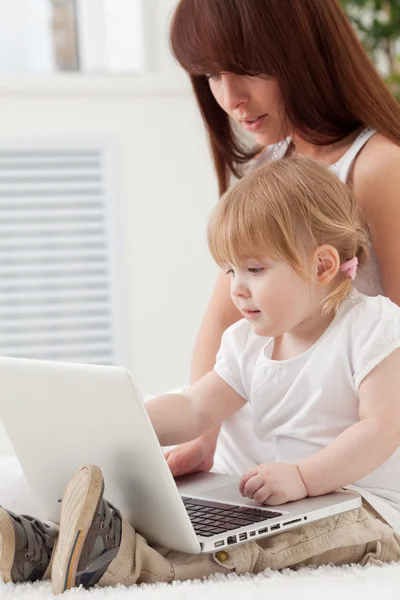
[0, 357, 361, 554]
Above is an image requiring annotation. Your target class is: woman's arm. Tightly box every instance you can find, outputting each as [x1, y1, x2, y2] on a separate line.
[352, 134, 400, 305]
[297, 348, 400, 496]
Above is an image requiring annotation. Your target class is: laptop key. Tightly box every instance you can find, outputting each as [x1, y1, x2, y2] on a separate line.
[207, 520, 228, 528]
[201, 519, 217, 525]
[248, 510, 282, 518]
[220, 523, 241, 530]
[228, 518, 251, 526]
[258, 512, 282, 519]
[208, 528, 227, 534]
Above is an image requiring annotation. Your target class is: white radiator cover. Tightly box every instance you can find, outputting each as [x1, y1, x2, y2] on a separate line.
[0, 141, 127, 367]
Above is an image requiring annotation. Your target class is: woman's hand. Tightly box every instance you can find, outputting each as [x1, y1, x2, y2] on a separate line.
[239, 462, 307, 505]
[165, 432, 218, 477]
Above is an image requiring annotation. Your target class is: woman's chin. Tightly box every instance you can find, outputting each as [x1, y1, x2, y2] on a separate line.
[253, 131, 283, 147]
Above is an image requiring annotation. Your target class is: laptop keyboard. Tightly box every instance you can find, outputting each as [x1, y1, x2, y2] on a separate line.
[182, 497, 283, 537]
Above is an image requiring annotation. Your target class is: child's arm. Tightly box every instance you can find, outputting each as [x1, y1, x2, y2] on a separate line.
[146, 371, 246, 446]
[239, 348, 400, 506]
[297, 348, 400, 496]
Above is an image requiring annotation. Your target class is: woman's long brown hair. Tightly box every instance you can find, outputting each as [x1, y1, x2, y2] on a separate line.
[170, 0, 400, 195]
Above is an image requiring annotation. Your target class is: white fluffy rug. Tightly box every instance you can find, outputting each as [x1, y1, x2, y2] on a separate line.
[1, 563, 400, 600]
[2, 456, 400, 598]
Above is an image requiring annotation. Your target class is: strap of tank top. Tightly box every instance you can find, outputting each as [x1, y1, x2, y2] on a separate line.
[334, 128, 377, 183]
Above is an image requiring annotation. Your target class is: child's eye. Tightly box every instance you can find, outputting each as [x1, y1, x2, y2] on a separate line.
[225, 268, 234, 276]
[248, 267, 264, 274]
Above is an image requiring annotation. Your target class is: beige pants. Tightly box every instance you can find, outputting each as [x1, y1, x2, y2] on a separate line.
[99, 501, 400, 586]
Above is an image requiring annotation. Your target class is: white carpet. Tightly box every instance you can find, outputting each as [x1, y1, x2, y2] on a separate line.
[1, 563, 400, 600]
[2, 457, 400, 598]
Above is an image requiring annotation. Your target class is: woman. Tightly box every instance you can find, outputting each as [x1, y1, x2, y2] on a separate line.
[166, 0, 400, 477]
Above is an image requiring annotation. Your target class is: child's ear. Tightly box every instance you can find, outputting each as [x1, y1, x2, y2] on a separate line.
[315, 245, 340, 285]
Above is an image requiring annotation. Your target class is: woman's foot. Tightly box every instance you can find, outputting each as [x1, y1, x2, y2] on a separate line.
[51, 465, 122, 595]
[0, 507, 58, 583]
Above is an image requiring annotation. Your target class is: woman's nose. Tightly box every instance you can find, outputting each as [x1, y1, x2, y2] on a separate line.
[221, 74, 249, 112]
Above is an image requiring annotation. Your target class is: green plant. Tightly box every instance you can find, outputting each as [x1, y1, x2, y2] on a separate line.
[340, 0, 400, 99]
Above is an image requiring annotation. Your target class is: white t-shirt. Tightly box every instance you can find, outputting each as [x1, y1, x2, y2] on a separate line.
[214, 291, 400, 532]
[213, 128, 385, 484]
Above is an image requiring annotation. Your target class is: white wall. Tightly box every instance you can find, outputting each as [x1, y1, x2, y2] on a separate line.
[0, 1, 220, 459]
[0, 75, 218, 398]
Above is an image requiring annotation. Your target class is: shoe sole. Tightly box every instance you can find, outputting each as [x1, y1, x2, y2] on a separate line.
[0, 508, 15, 583]
[51, 465, 104, 595]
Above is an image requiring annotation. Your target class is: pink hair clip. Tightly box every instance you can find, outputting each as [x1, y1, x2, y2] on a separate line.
[340, 256, 358, 281]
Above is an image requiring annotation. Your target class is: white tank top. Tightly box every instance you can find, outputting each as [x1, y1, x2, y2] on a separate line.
[255, 128, 383, 296]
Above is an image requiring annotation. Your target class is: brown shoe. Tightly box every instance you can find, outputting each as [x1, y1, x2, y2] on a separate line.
[0, 507, 58, 583]
[51, 465, 122, 594]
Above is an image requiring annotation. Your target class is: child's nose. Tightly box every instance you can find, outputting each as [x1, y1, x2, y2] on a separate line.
[231, 278, 250, 298]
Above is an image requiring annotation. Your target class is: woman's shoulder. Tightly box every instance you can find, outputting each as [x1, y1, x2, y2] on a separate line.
[352, 133, 400, 203]
[357, 132, 400, 164]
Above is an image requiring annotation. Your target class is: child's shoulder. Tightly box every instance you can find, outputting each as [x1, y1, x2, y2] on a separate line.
[340, 293, 400, 388]
[341, 292, 400, 353]
[223, 318, 270, 356]
[348, 292, 400, 325]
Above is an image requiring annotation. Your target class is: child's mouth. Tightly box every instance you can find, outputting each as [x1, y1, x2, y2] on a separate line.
[242, 309, 261, 319]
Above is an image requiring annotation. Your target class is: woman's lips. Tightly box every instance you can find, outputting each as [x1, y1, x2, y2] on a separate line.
[241, 114, 268, 132]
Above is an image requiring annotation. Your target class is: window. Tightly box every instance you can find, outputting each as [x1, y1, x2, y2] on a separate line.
[0, 0, 146, 73]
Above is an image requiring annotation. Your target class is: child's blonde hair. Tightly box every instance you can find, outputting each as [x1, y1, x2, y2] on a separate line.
[208, 156, 369, 315]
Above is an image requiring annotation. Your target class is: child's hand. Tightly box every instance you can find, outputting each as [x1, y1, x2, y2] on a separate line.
[239, 463, 307, 505]
[164, 439, 214, 477]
